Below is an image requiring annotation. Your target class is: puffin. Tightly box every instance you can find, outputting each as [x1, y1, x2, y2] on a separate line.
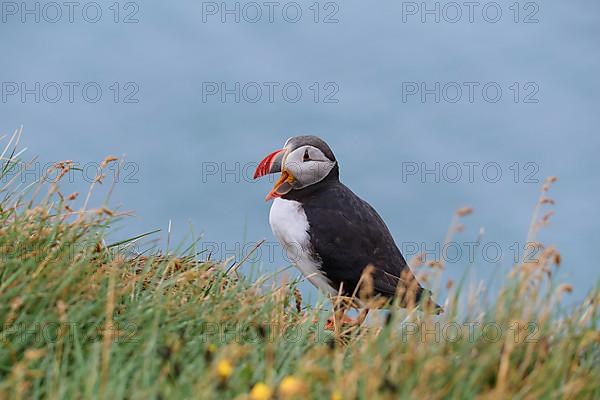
[253, 135, 441, 320]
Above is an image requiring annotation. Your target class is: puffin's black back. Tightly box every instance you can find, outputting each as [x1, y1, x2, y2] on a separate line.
[284, 173, 429, 305]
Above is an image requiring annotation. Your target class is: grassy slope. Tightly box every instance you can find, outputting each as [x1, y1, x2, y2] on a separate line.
[0, 142, 598, 399]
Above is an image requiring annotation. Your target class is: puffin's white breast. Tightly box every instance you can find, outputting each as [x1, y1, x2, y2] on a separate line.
[269, 198, 335, 295]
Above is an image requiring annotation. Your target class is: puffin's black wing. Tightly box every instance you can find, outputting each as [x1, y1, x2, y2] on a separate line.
[301, 182, 426, 302]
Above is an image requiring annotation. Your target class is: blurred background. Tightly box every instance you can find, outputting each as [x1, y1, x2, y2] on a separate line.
[1, 1, 599, 302]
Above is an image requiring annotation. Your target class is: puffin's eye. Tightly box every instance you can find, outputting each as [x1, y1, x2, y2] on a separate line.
[303, 149, 310, 162]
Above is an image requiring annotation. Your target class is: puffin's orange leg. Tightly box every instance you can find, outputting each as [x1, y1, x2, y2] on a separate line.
[324, 314, 357, 331]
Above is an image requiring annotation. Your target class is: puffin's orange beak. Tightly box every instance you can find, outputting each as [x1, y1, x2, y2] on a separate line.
[254, 149, 293, 201]
[264, 170, 294, 201]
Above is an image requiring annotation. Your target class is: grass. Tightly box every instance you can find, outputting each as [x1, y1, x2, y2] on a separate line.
[0, 133, 598, 399]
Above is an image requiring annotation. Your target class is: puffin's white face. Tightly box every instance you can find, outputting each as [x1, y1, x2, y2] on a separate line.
[282, 145, 336, 189]
[254, 136, 337, 201]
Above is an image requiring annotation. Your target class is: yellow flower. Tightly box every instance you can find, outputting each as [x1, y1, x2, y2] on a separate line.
[278, 376, 306, 398]
[331, 390, 343, 400]
[216, 360, 233, 381]
[250, 382, 272, 400]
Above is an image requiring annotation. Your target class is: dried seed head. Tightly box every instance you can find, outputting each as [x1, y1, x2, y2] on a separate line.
[540, 197, 555, 205]
[556, 284, 573, 294]
[416, 273, 429, 285]
[101, 156, 119, 168]
[542, 266, 552, 278]
[10, 297, 23, 310]
[456, 207, 473, 217]
[409, 253, 424, 268]
[427, 260, 444, 270]
[529, 242, 545, 250]
[56, 300, 66, 314]
[24, 349, 46, 361]
[293, 288, 303, 313]
[541, 212, 555, 225]
[553, 252, 561, 266]
[67, 192, 79, 201]
[359, 264, 375, 300]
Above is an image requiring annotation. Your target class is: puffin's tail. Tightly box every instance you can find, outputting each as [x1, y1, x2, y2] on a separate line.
[396, 284, 443, 314]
